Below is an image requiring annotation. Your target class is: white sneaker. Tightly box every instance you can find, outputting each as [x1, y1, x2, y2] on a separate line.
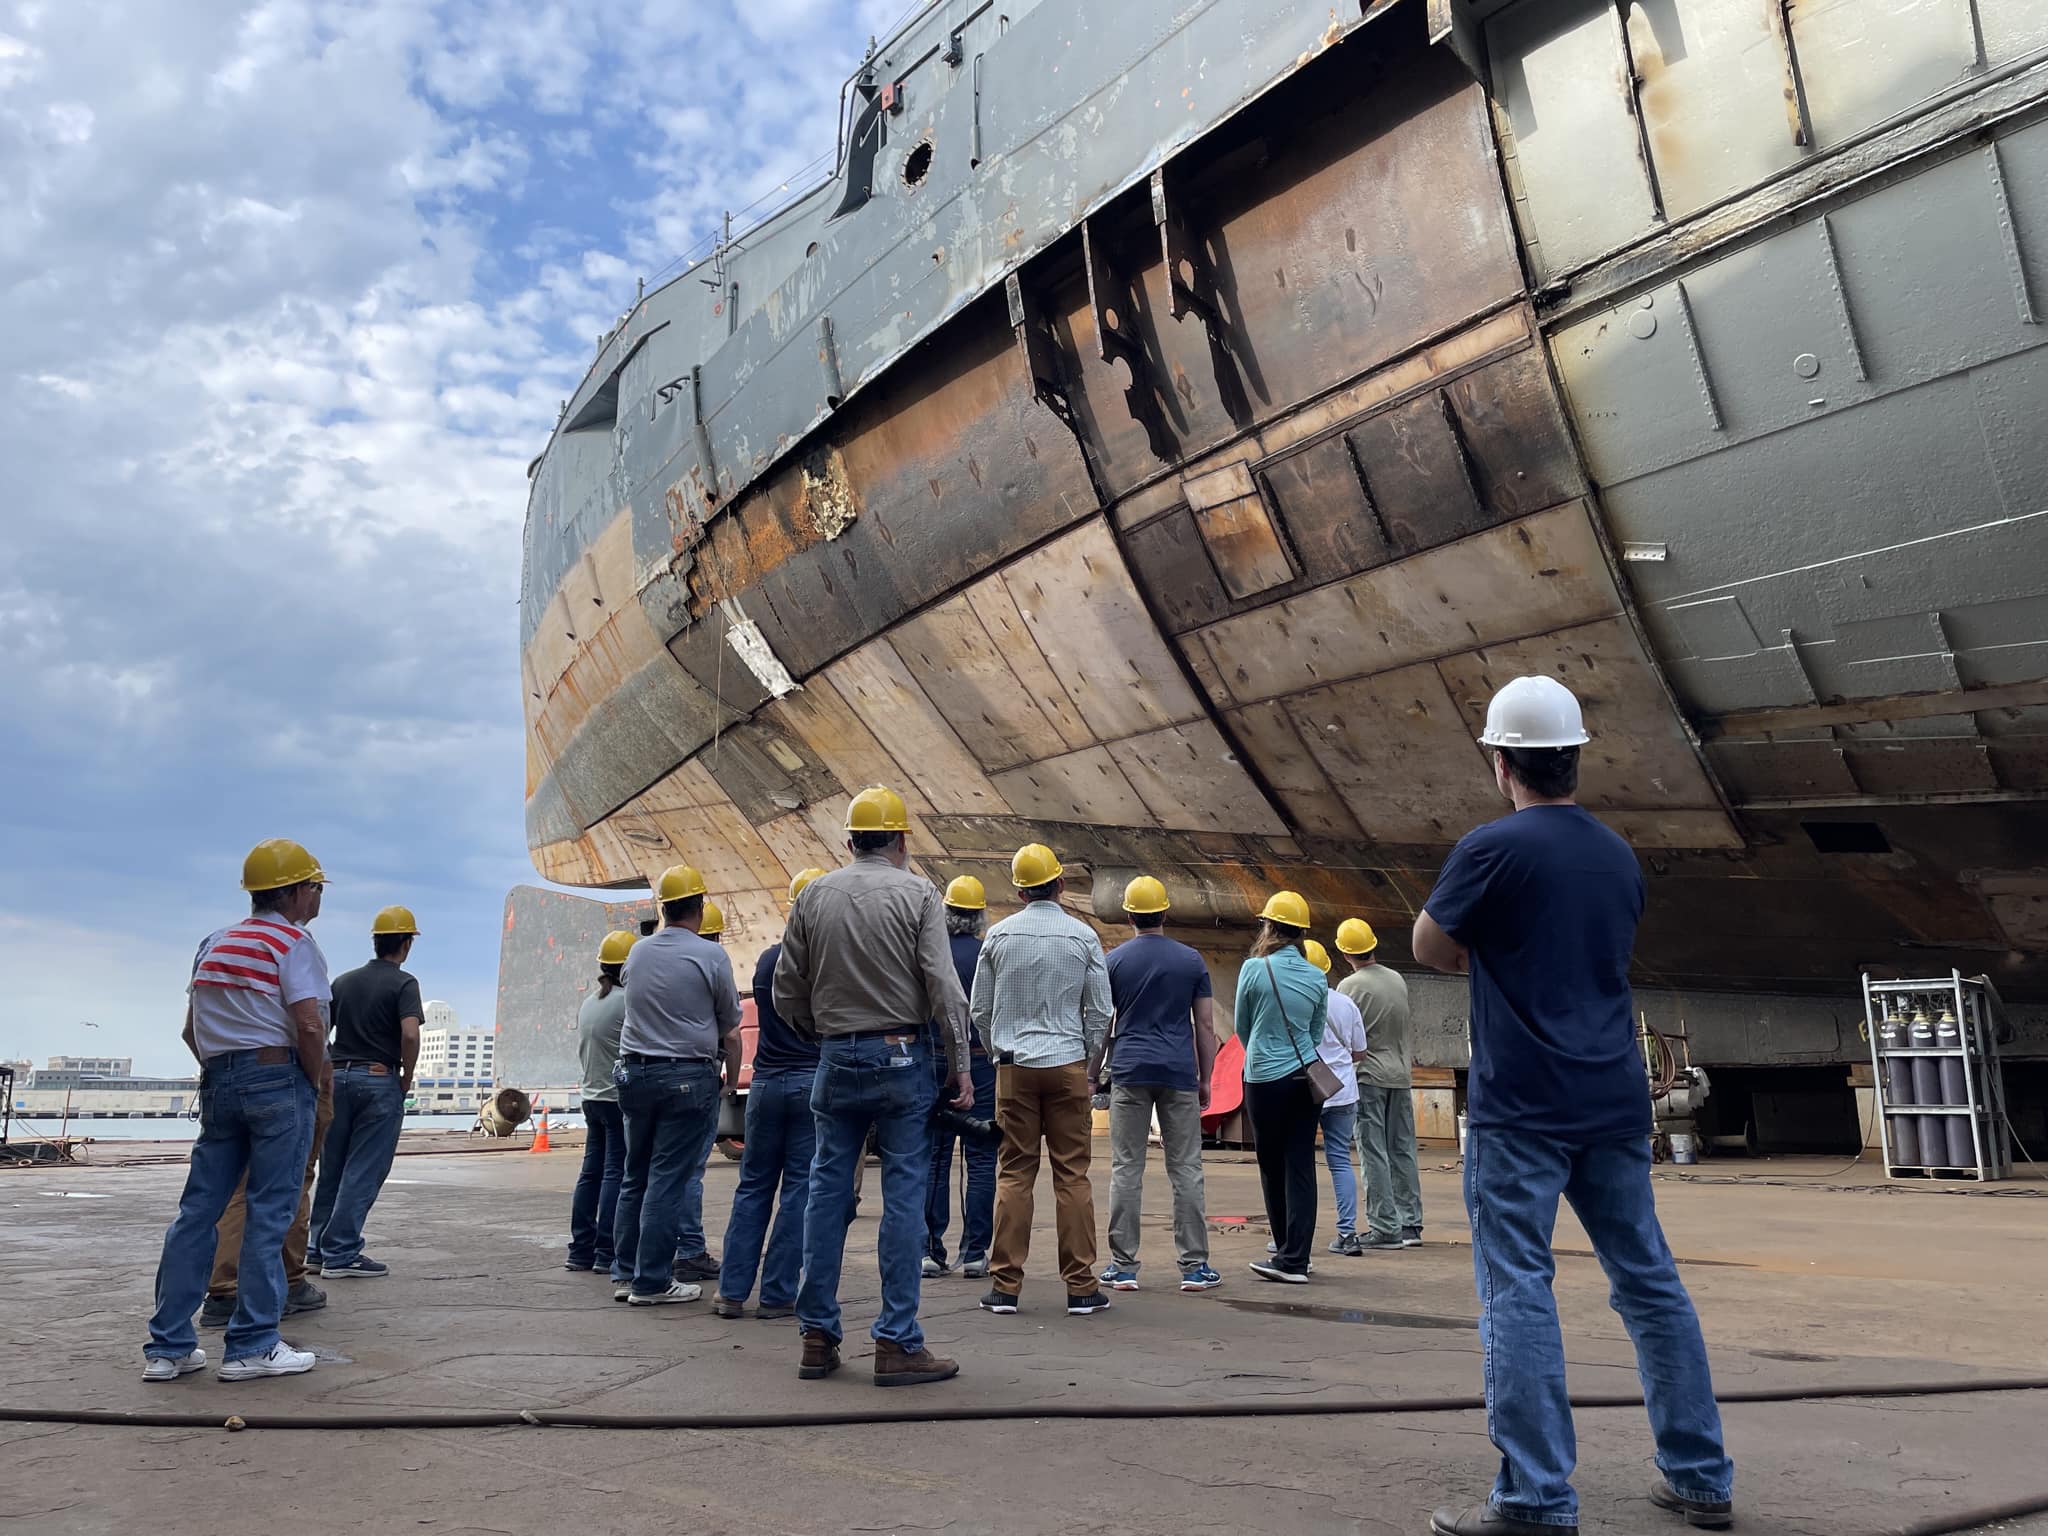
[143, 1348, 206, 1381]
[613, 1285, 634, 1302]
[921, 1256, 949, 1278]
[627, 1280, 701, 1306]
[218, 1340, 315, 1380]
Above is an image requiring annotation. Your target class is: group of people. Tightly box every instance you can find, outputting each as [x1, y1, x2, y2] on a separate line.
[142, 840, 424, 1380]
[564, 801, 1431, 1350]
[139, 675, 1736, 1534]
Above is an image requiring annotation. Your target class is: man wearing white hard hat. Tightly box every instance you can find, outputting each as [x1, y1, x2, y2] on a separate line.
[1414, 677, 1734, 1536]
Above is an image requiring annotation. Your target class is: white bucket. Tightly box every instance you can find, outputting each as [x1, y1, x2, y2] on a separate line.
[1669, 1131, 1698, 1165]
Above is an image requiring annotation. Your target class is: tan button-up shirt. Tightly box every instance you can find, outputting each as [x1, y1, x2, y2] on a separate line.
[772, 854, 971, 1076]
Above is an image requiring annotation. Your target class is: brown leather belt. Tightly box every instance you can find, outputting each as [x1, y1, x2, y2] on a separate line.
[335, 1060, 395, 1074]
[207, 1046, 295, 1067]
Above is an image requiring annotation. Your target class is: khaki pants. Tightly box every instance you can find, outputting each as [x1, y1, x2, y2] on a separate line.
[209, 1070, 334, 1297]
[988, 1061, 1097, 1296]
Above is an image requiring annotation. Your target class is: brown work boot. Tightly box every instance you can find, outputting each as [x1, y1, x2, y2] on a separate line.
[872, 1339, 960, 1388]
[798, 1331, 841, 1380]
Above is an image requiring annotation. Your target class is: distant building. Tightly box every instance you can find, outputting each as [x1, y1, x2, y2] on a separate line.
[47, 1055, 133, 1076]
[12, 1057, 201, 1119]
[411, 1006, 497, 1114]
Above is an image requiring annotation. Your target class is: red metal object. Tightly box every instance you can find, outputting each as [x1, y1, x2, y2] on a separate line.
[1201, 1034, 1245, 1135]
[879, 80, 903, 113]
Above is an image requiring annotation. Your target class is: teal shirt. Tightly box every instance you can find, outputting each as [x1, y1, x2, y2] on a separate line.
[1233, 949, 1329, 1085]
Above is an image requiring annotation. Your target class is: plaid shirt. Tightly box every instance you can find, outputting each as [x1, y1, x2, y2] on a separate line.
[970, 899, 1112, 1069]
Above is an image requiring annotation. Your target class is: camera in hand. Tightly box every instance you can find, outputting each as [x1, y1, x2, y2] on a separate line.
[932, 1102, 1001, 1148]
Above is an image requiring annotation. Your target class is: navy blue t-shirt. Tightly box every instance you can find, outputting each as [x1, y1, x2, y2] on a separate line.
[1424, 805, 1651, 1142]
[751, 942, 820, 1075]
[1105, 934, 1213, 1091]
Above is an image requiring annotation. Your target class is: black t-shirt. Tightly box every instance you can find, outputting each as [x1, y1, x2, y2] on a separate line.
[330, 960, 423, 1070]
[751, 943, 820, 1074]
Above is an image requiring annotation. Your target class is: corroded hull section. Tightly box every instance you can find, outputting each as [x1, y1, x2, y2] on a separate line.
[522, 0, 2048, 1007]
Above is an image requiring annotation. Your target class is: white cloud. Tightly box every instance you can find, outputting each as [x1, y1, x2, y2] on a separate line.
[0, 0, 881, 1068]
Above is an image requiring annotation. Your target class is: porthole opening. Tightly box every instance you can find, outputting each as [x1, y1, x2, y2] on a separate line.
[903, 140, 933, 188]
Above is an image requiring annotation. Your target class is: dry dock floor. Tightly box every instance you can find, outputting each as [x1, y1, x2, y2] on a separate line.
[2, 1142, 2045, 1535]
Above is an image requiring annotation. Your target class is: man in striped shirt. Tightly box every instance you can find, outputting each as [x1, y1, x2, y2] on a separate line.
[143, 839, 332, 1383]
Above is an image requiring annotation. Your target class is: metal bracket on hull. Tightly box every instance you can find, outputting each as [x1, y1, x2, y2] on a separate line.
[689, 365, 720, 509]
[1425, 0, 1483, 81]
[1005, 272, 1078, 430]
[1150, 168, 1217, 327]
[1083, 217, 1177, 465]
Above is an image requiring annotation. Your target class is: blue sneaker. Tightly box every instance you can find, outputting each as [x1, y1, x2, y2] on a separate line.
[321, 1255, 389, 1278]
[1179, 1265, 1222, 1291]
[1100, 1266, 1140, 1292]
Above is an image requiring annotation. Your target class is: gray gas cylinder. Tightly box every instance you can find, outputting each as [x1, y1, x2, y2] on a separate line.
[1909, 1009, 1946, 1164]
[1936, 1007, 1974, 1168]
[1879, 1014, 1920, 1166]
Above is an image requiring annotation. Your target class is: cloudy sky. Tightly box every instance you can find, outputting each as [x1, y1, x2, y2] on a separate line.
[1, 0, 903, 1077]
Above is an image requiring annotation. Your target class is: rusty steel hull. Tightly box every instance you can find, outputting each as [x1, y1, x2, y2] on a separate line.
[518, 0, 2048, 1025]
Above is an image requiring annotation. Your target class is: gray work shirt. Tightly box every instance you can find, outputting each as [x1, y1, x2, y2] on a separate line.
[772, 854, 971, 1076]
[619, 926, 740, 1061]
[1340, 963, 1413, 1090]
[971, 898, 1112, 1069]
[577, 987, 627, 1101]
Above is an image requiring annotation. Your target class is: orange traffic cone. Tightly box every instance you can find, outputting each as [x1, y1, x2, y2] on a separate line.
[530, 1104, 551, 1153]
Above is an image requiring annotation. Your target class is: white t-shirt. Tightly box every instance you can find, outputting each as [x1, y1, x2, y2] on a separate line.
[188, 919, 332, 1058]
[1317, 987, 1369, 1108]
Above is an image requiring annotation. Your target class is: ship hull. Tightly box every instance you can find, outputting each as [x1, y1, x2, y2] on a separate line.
[519, 1, 2048, 1019]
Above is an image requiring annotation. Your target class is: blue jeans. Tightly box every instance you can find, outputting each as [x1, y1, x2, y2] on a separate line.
[673, 1092, 724, 1262]
[718, 1068, 816, 1307]
[1465, 1127, 1734, 1526]
[925, 1052, 996, 1266]
[147, 1053, 315, 1362]
[1320, 1100, 1359, 1237]
[307, 1065, 405, 1267]
[612, 1058, 720, 1296]
[798, 1035, 935, 1349]
[568, 1098, 625, 1269]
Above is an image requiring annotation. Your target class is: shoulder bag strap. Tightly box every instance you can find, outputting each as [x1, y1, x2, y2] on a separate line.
[1262, 957, 1316, 1075]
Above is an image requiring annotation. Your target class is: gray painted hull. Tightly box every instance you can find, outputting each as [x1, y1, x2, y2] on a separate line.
[514, 0, 2048, 1043]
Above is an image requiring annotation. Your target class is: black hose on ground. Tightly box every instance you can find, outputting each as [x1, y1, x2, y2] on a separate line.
[3, 1373, 2043, 1432]
[6, 1381, 2045, 1534]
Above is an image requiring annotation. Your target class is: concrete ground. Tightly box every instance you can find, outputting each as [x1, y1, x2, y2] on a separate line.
[2, 1142, 2045, 1536]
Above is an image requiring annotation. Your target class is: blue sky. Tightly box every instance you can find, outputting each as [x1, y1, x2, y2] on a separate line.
[0, 0, 903, 1074]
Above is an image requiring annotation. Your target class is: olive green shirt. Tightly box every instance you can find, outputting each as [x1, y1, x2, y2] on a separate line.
[1339, 963, 1413, 1090]
[772, 854, 971, 1076]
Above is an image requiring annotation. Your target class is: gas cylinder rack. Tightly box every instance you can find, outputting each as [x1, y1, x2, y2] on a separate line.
[1863, 972, 2013, 1181]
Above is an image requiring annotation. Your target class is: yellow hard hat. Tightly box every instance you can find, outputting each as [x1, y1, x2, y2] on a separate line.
[1123, 875, 1170, 914]
[1259, 889, 1311, 930]
[789, 867, 827, 901]
[655, 864, 707, 902]
[1011, 843, 1064, 888]
[944, 875, 987, 911]
[598, 929, 639, 966]
[241, 838, 326, 893]
[371, 905, 419, 937]
[699, 899, 725, 937]
[1304, 939, 1332, 974]
[845, 784, 910, 833]
[1336, 917, 1379, 955]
